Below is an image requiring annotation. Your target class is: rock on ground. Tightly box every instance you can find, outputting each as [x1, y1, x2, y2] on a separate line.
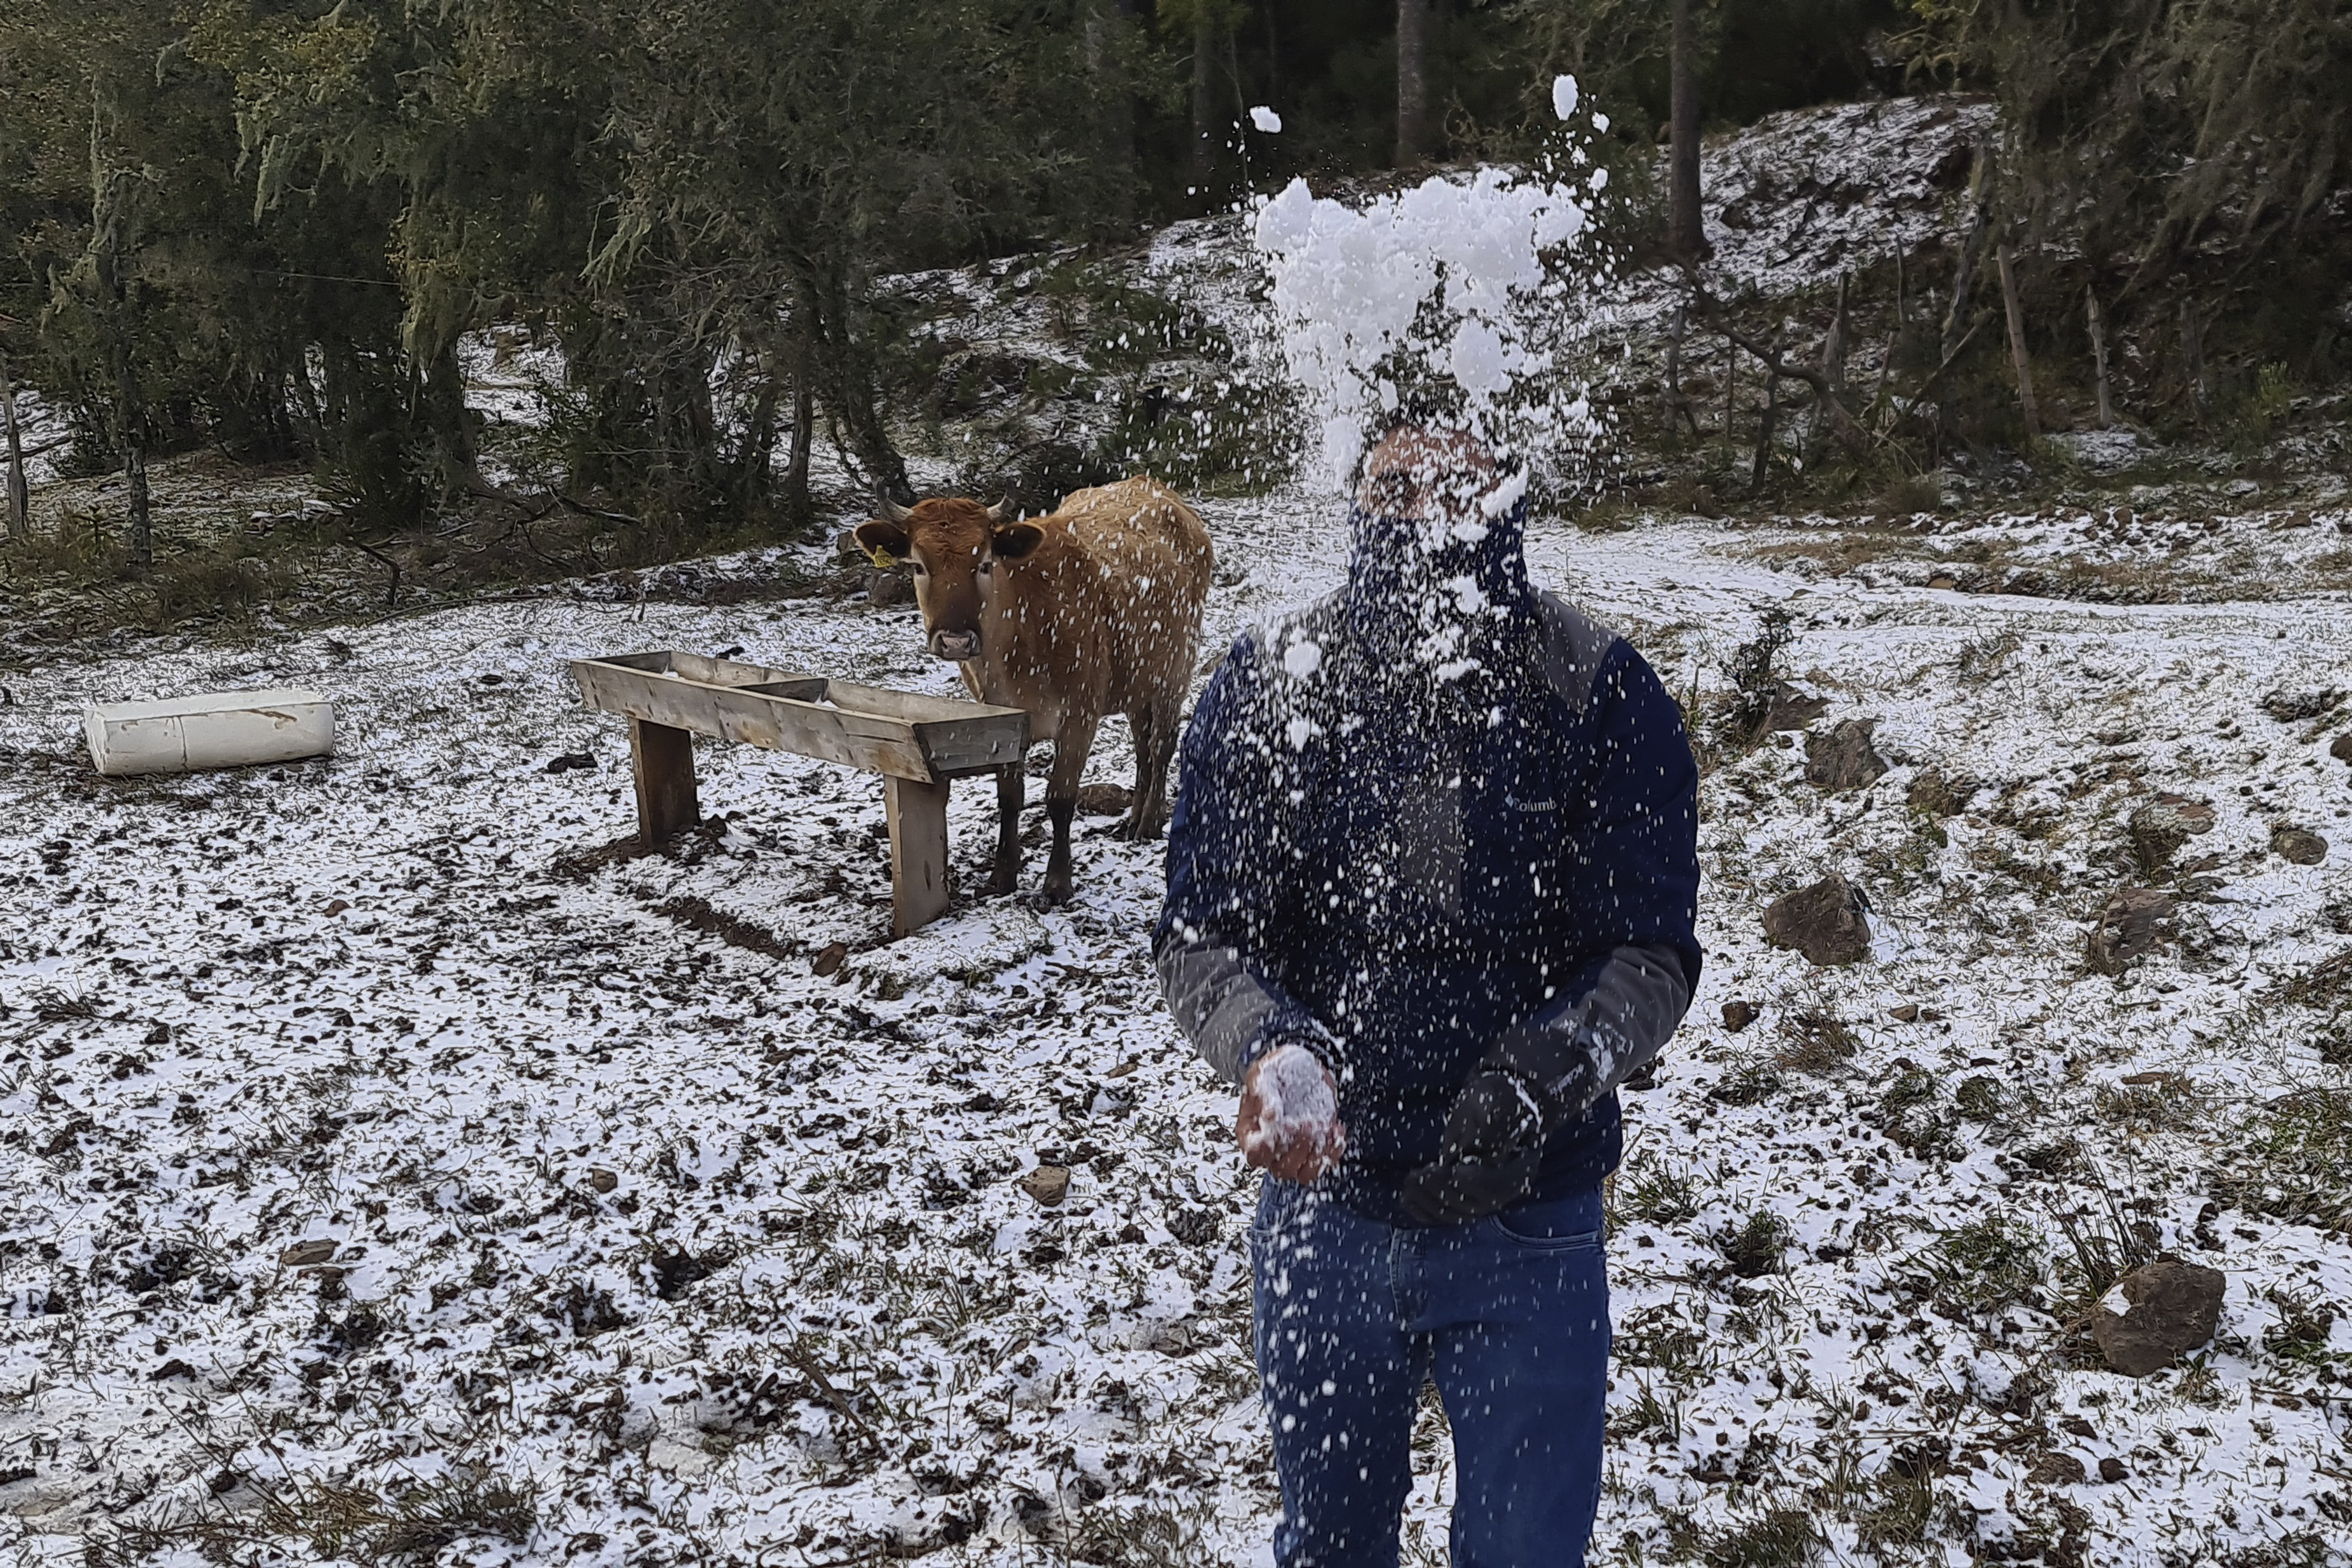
[2092, 1258, 2228, 1377]
[2129, 793, 2217, 870]
[1803, 718, 1887, 791]
[2088, 887, 2179, 972]
[1761, 874, 1872, 965]
[2273, 826, 2329, 865]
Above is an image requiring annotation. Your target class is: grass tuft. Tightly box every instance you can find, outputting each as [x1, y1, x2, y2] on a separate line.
[1956, 629, 2020, 685]
[96, 1472, 537, 1566]
[1709, 606, 1795, 756]
[1718, 1211, 1791, 1279]
[1619, 1154, 1704, 1225]
[1955, 1073, 2004, 1120]
[2260, 1285, 2343, 1370]
[1875, 1067, 1958, 1158]
[1871, 470, 1942, 520]
[1701, 1506, 1824, 1568]
[2050, 1184, 2161, 1318]
[1917, 1214, 2046, 1314]
[1853, 1470, 1937, 1549]
[2212, 1090, 2352, 1237]
[1776, 1010, 1860, 1073]
[1617, 1302, 1710, 1375]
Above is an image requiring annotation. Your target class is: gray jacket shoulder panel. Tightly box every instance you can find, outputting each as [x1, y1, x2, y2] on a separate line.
[1533, 591, 1621, 714]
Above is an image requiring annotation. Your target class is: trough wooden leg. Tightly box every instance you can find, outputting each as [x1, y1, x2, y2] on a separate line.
[629, 717, 701, 846]
[885, 774, 952, 937]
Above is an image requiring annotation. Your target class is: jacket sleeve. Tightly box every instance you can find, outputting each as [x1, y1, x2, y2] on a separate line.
[1483, 642, 1701, 1124]
[1153, 636, 1340, 1087]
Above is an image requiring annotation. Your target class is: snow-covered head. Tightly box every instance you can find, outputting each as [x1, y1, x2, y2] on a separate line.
[1248, 94, 1606, 493]
[1343, 422, 1534, 687]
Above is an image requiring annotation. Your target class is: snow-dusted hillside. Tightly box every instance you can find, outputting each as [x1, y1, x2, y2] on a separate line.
[5, 476, 2352, 1565]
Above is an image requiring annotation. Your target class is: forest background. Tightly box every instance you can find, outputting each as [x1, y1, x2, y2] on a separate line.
[0, 0, 2347, 587]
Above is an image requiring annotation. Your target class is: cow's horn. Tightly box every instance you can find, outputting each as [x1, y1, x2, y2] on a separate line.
[876, 493, 913, 524]
[984, 495, 1014, 522]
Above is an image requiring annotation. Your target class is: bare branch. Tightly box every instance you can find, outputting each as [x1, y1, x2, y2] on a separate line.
[1687, 282, 1874, 458]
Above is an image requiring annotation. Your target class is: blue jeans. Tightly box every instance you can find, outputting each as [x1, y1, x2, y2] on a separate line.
[1249, 1180, 1609, 1568]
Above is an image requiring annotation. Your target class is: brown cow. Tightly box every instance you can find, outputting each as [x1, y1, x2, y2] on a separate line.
[855, 477, 1213, 904]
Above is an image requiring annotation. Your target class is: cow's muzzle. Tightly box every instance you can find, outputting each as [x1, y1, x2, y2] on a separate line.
[929, 628, 981, 661]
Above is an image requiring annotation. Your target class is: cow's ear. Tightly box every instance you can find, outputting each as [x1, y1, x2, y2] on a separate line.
[854, 519, 910, 560]
[991, 523, 1044, 561]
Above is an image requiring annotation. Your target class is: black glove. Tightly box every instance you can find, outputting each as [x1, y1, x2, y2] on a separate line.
[1399, 1069, 1547, 1225]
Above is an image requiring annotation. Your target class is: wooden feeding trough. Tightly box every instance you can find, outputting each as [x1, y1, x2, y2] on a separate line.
[569, 650, 1027, 936]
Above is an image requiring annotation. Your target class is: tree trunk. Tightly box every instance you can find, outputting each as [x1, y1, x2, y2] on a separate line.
[124, 423, 150, 570]
[104, 250, 151, 567]
[1722, 337, 1736, 451]
[0, 348, 27, 541]
[804, 266, 911, 505]
[735, 377, 782, 512]
[2086, 285, 2114, 429]
[1943, 143, 1992, 364]
[2180, 299, 2210, 420]
[1937, 144, 1993, 450]
[1995, 242, 2040, 441]
[1095, 0, 1142, 226]
[1805, 273, 1851, 463]
[1751, 330, 1786, 488]
[418, 337, 478, 504]
[838, 364, 909, 508]
[289, 356, 323, 457]
[1190, 8, 1217, 201]
[1668, 0, 1707, 261]
[1663, 303, 1699, 436]
[1395, 0, 1432, 166]
[784, 371, 814, 530]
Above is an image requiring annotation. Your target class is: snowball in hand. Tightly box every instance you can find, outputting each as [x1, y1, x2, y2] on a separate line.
[1552, 74, 1579, 121]
[1249, 105, 1283, 134]
[1244, 1044, 1339, 1158]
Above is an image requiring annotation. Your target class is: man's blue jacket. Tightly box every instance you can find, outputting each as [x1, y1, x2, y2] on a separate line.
[1154, 497, 1701, 1223]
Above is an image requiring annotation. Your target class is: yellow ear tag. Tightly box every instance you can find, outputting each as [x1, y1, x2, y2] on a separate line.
[865, 545, 898, 570]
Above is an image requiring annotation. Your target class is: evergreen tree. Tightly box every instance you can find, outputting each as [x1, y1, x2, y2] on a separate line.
[1906, 0, 2352, 283]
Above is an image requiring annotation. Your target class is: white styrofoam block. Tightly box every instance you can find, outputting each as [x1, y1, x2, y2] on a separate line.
[84, 689, 335, 777]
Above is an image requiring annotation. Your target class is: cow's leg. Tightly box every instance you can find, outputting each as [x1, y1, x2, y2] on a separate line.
[987, 762, 1024, 896]
[1114, 700, 1177, 841]
[1141, 695, 1183, 836]
[1040, 716, 1097, 905]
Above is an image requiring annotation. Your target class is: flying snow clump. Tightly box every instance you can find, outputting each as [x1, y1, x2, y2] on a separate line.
[1249, 105, 1283, 134]
[1248, 154, 1601, 485]
[1552, 73, 1579, 121]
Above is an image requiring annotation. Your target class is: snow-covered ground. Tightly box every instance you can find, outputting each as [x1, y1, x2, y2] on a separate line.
[5, 479, 2351, 1565]
[5, 84, 2351, 1568]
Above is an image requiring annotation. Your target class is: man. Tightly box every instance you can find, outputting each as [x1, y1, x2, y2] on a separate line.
[1154, 424, 1700, 1566]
